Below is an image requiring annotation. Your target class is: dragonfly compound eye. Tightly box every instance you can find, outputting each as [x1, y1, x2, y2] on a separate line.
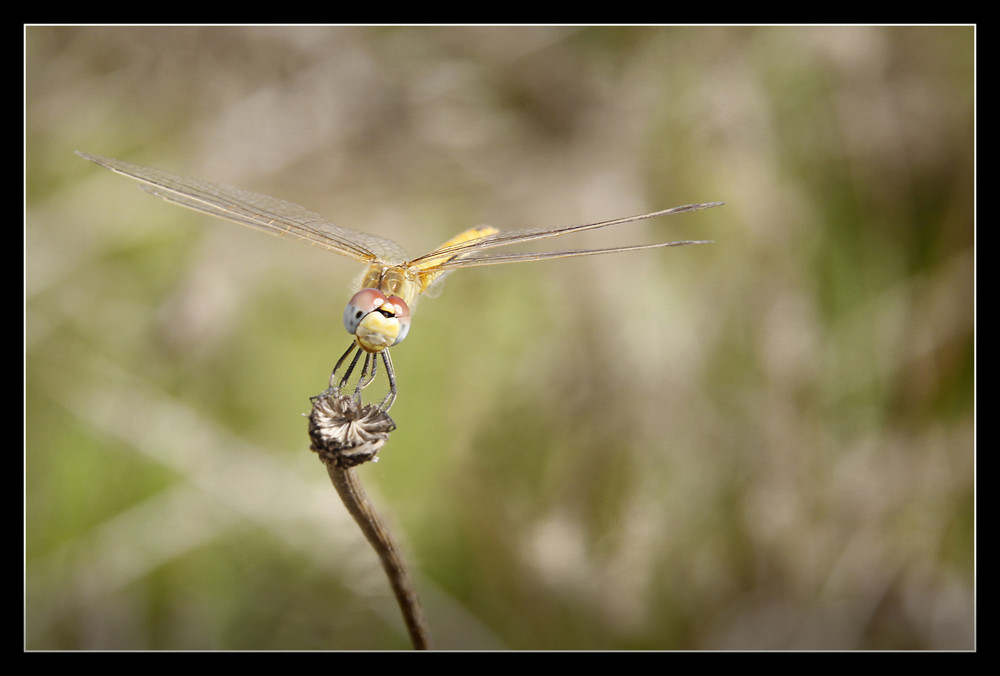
[385, 296, 411, 345]
[343, 288, 388, 335]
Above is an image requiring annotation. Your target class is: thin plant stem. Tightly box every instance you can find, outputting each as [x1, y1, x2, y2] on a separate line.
[325, 464, 432, 650]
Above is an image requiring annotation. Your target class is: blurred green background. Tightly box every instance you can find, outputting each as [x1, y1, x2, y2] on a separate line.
[26, 26, 973, 650]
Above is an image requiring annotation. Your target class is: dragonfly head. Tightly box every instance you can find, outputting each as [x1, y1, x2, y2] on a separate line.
[343, 288, 411, 353]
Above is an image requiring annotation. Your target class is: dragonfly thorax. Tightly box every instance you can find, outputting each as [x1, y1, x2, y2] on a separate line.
[358, 263, 423, 307]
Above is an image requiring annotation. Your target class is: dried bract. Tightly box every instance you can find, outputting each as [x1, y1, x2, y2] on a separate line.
[308, 391, 396, 468]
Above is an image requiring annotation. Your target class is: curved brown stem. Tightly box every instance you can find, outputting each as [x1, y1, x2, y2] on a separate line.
[326, 464, 432, 650]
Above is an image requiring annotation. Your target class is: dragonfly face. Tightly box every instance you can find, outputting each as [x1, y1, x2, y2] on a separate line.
[343, 288, 411, 352]
[76, 151, 720, 409]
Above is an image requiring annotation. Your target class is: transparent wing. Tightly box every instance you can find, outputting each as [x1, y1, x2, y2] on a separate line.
[407, 202, 723, 270]
[77, 152, 410, 265]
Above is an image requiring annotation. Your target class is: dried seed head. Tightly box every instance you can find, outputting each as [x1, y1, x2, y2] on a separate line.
[308, 391, 396, 468]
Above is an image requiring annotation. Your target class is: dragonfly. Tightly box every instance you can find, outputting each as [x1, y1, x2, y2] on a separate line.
[77, 152, 721, 410]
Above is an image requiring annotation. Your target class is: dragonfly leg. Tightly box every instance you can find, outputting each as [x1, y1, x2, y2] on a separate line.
[330, 342, 358, 390]
[378, 349, 397, 411]
[352, 352, 379, 403]
[325, 340, 397, 410]
[333, 343, 364, 394]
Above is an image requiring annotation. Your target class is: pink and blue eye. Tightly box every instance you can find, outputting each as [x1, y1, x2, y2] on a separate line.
[343, 289, 387, 335]
[386, 295, 411, 345]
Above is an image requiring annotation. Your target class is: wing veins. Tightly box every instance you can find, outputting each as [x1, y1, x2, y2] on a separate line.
[409, 202, 722, 267]
[77, 152, 408, 264]
[430, 239, 714, 270]
[139, 185, 377, 262]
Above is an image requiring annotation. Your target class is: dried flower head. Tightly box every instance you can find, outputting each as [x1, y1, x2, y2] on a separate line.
[308, 391, 396, 468]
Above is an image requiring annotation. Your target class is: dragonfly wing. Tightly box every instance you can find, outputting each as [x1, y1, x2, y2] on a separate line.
[78, 152, 410, 265]
[421, 238, 714, 269]
[408, 202, 722, 271]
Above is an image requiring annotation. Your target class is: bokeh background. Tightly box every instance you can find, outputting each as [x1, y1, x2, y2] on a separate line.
[26, 26, 974, 650]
